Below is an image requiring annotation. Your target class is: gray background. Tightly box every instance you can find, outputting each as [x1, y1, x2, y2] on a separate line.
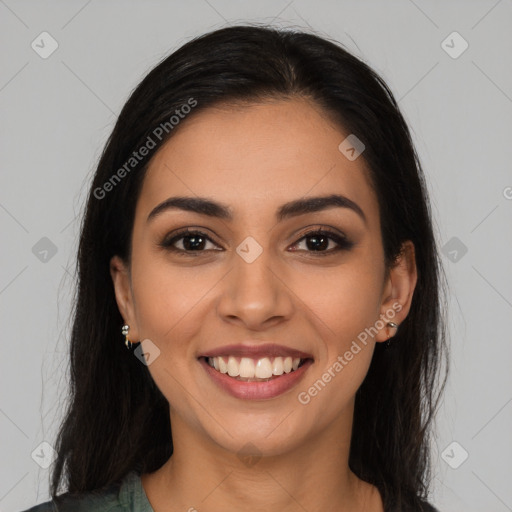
[1, 1, 511, 511]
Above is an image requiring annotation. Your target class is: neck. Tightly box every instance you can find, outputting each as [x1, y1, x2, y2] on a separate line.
[141, 404, 383, 512]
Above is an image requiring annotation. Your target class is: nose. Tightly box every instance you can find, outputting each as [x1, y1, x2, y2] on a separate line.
[216, 245, 294, 330]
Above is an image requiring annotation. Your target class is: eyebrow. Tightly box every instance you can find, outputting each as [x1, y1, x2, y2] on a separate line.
[147, 194, 367, 225]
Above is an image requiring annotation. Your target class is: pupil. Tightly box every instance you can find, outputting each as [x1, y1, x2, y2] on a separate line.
[306, 235, 328, 251]
[184, 235, 205, 250]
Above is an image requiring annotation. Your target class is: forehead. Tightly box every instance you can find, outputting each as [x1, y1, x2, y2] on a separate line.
[136, 98, 379, 226]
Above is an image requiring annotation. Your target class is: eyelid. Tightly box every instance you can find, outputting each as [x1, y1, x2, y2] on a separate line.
[292, 224, 348, 242]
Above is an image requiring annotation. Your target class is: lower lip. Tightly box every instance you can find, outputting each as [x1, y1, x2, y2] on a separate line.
[199, 357, 314, 400]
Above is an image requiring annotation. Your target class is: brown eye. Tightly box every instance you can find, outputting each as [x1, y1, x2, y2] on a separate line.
[160, 230, 221, 255]
[290, 229, 354, 255]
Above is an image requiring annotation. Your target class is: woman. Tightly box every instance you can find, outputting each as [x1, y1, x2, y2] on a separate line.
[23, 24, 447, 512]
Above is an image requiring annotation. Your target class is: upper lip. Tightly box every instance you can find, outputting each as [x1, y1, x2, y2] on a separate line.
[198, 343, 314, 360]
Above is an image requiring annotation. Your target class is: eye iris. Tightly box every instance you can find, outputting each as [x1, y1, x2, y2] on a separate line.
[183, 235, 206, 250]
[306, 234, 329, 251]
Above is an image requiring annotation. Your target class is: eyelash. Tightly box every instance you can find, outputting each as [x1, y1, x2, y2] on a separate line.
[159, 228, 354, 257]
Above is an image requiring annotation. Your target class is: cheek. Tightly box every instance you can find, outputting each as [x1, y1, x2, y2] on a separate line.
[129, 256, 213, 418]
[295, 257, 383, 343]
[130, 252, 218, 345]
[293, 258, 383, 406]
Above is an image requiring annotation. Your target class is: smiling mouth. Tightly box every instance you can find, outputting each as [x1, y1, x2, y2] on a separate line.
[198, 355, 312, 382]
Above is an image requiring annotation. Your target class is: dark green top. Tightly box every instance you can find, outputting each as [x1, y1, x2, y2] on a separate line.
[20, 471, 154, 512]
[21, 470, 439, 511]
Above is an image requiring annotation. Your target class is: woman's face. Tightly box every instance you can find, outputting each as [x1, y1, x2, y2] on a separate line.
[111, 97, 416, 457]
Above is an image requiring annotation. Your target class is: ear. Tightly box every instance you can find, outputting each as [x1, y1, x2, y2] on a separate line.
[374, 240, 418, 343]
[110, 255, 140, 342]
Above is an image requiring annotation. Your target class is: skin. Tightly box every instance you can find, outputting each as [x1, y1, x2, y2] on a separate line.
[110, 97, 417, 512]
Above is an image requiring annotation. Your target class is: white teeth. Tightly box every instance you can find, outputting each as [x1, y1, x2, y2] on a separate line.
[206, 355, 303, 379]
[272, 357, 284, 375]
[255, 357, 273, 378]
[218, 357, 228, 374]
[239, 357, 255, 378]
[207, 357, 220, 371]
[227, 356, 239, 377]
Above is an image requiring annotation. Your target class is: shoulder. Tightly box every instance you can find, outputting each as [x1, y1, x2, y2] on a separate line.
[19, 486, 121, 512]
[19, 494, 117, 512]
[18, 471, 151, 512]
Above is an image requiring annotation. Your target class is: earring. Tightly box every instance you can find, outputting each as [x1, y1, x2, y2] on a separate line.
[385, 322, 399, 347]
[122, 324, 132, 349]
